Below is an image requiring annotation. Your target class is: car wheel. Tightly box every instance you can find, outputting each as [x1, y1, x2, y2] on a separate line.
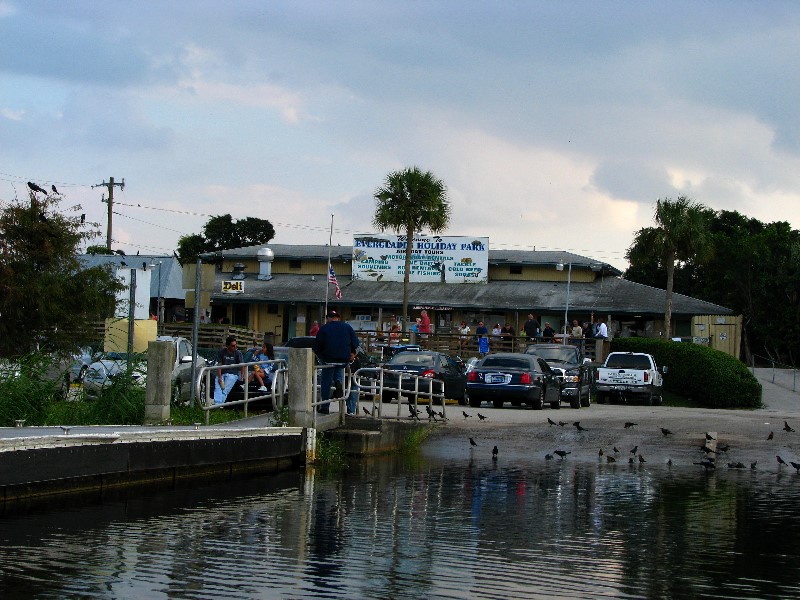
[653, 394, 663, 406]
[532, 387, 544, 410]
[78, 365, 88, 383]
[645, 392, 653, 406]
[492, 398, 504, 409]
[171, 382, 182, 405]
[570, 393, 580, 409]
[580, 387, 591, 408]
[469, 395, 481, 408]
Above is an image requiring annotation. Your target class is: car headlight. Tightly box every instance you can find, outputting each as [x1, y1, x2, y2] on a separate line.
[563, 375, 580, 383]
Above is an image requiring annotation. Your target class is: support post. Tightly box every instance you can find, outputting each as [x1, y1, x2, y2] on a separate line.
[145, 340, 175, 424]
[288, 347, 314, 428]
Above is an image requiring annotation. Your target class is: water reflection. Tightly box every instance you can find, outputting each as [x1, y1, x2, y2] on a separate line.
[1, 458, 800, 599]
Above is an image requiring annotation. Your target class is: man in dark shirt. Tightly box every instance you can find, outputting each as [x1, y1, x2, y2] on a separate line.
[523, 314, 540, 340]
[214, 336, 245, 404]
[313, 309, 360, 414]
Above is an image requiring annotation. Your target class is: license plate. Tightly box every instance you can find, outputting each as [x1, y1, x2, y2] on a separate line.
[486, 373, 510, 384]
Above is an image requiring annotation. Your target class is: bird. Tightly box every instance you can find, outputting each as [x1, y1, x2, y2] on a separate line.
[613, 446, 620, 454]
[660, 428, 674, 436]
[27, 181, 47, 194]
[469, 437, 477, 447]
[80, 213, 85, 223]
[574, 421, 587, 432]
[784, 421, 795, 432]
[425, 405, 435, 418]
[436, 410, 447, 421]
[554, 450, 571, 459]
[114, 249, 126, 256]
[667, 458, 673, 467]
[777, 455, 787, 466]
[790, 461, 800, 473]
[695, 460, 716, 470]
[700, 445, 718, 455]
[606, 455, 616, 463]
[51, 184, 59, 194]
[492, 446, 498, 459]
[409, 407, 421, 419]
[545, 453, 554, 460]
[705, 433, 716, 441]
[624, 422, 637, 429]
[556, 421, 566, 427]
[463, 411, 472, 419]
[363, 407, 371, 416]
[629, 457, 635, 464]
[767, 431, 774, 440]
[598, 448, 604, 457]
[547, 417, 557, 426]
[629, 445, 638, 455]
[750, 461, 758, 469]
[717, 443, 730, 453]
[638, 454, 646, 463]
[477, 413, 487, 421]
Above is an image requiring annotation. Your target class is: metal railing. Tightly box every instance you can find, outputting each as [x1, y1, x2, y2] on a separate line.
[751, 354, 800, 392]
[311, 363, 353, 428]
[194, 358, 288, 424]
[351, 367, 446, 421]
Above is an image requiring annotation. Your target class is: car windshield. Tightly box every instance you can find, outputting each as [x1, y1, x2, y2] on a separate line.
[389, 353, 435, 367]
[605, 354, 652, 370]
[526, 346, 579, 364]
[481, 357, 532, 369]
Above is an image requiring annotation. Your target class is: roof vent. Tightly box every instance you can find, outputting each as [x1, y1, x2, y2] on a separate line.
[232, 263, 246, 280]
[257, 247, 274, 281]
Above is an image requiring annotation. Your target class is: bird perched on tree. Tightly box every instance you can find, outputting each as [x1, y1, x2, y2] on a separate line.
[477, 413, 487, 421]
[80, 213, 85, 223]
[767, 432, 774, 440]
[554, 450, 571, 459]
[469, 437, 477, 447]
[463, 411, 471, 420]
[51, 184, 59, 194]
[492, 446, 498, 460]
[784, 421, 795, 432]
[660, 428, 674, 436]
[574, 421, 587, 432]
[705, 433, 716, 441]
[777, 455, 787, 466]
[547, 417, 557, 426]
[27, 181, 47, 194]
[624, 422, 637, 429]
[629, 445, 638, 455]
[606, 455, 616, 463]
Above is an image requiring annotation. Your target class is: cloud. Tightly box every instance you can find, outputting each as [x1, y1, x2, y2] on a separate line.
[1, 107, 24, 121]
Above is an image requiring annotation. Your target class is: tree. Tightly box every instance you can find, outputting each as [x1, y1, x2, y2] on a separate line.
[626, 196, 712, 337]
[177, 214, 275, 264]
[0, 191, 122, 357]
[373, 167, 450, 331]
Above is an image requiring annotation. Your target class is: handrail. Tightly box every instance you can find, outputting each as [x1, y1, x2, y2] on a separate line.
[351, 366, 446, 420]
[195, 358, 287, 424]
[311, 363, 352, 428]
[751, 353, 799, 392]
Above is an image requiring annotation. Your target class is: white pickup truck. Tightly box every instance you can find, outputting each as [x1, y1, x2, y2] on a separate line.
[595, 351, 666, 406]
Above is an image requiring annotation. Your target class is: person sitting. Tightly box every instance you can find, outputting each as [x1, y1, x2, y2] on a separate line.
[542, 322, 556, 341]
[248, 342, 275, 392]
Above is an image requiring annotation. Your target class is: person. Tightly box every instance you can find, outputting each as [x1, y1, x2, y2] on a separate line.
[214, 336, 245, 404]
[542, 322, 556, 341]
[458, 321, 471, 349]
[418, 310, 431, 334]
[596, 318, 609, 340]
[308, 320, 320, 336]
[389, 324, 401, 343]
[523, 314, 540, 340]
[248, 341, 275, 392]
[571, 320, 583, 338]
[475, 321, 489, 356]
[313, 309, 360, 414]
[492, 323, 502, 337]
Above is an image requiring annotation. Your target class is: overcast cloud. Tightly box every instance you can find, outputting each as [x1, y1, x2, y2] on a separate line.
[2, 1, 799, 269]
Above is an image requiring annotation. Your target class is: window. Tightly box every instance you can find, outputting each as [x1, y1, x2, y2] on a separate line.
[289, 260, 302, 269]
[510, 265, 522, 275]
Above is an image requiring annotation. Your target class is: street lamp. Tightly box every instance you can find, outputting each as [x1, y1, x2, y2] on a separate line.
[556, 261, 572, 344]
[149, 259, 163, 323]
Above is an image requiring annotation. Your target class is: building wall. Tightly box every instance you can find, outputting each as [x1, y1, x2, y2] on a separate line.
[692, 314, 742, 358]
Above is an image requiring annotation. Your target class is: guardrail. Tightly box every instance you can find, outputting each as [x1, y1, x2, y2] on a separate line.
[752, 354, 800, 392]
[352, 367, 446, 420]
[194, 358, 288, 424]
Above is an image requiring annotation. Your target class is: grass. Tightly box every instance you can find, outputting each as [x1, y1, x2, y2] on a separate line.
[401, 424, 435, 453]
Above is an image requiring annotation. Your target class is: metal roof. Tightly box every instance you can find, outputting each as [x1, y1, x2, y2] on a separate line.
[78, 255, 184, 299]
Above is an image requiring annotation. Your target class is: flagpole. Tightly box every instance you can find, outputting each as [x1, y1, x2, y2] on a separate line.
[324, 213, 333, 316]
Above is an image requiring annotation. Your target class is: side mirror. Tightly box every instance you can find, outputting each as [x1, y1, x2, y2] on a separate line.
[661, 365, 668, 374]
[180, 355, 193, 364]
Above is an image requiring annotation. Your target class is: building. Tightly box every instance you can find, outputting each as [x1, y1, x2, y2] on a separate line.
[193, 243, 738, 354]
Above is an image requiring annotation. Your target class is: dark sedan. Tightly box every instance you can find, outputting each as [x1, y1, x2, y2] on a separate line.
[466, 353, 561, 409]
[381, 350, 467, 405]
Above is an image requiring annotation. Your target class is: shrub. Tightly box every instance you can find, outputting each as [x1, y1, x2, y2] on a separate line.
[610, 338, 762, 409]
[0, 353, 66, 426]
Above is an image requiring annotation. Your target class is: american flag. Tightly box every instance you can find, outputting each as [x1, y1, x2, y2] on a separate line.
[328, 264, 342, 299]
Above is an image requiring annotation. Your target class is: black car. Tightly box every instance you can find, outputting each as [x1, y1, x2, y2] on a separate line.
[381, 350, 467, 405]
[466, 353, 561, 409]
[525, 343, 591, 408]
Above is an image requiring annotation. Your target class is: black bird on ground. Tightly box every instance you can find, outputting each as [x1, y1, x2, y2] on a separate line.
[750, 461, 758, 469]
[409, 407, 421, 418]
[624, 422, 637, 429]
[574, 421, 587, 432]
[717, 443, 730, 453]
[469, 437, 477, 447]
[777, 455, 788, 466]
[558, 421, 568, 427]
[606, 455, 616, 463]
[362, 407, 371, 416]
[629, 457, 635, 464]
[613, 446, 620, 454]
[660, 428, 674, 436]
[784, 421, 795, 432]
[639, 454, 646, 463]
[51, 184, 59, 194]
[629, 445, 638, 455]
[554, 450, 571, 459]
[492, 446, 498, 459]
[545, 453, 554, 460]
[425, 405, 435, 418]
[790, 461, 800, 473]
[598, 448, 604, 457]
[548, 417, 557, 426]
[463, 411, 472, 420]
[705, 433, 716, 441]
[477, 413, 487, 421]
[27, 181, 47, 194]
[700, 445, 718, 455]
[694, 459, 716, 470]
[667, 458, 673, 467]
[436, 410, 447, 420]
[767, 431, 774, 440]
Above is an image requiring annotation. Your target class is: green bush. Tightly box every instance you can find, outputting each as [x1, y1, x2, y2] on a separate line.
[610, 338, 762, 409]
[0, 353, 66, 426]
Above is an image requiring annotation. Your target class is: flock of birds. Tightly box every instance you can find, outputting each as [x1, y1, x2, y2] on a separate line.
[456, 411, 800, 472]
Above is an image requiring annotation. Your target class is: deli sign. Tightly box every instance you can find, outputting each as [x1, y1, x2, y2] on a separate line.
[222, 280, 244, 294]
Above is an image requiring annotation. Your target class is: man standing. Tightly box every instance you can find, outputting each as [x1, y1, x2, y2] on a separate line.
[313, 309, 360, 414]
[418, 310, 431, 334]
[596, 318, 609, 340]
[475, 320, 489, 356]
[214, 336, 245, 404]
[571, 320, 583, 338]
[523, 314, 540, 340]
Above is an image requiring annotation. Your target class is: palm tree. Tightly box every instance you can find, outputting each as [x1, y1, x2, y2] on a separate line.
[373, 167, 450, 332]
[627, 196, 713, 337]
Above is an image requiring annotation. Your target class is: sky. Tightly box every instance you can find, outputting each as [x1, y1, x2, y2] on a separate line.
[2, 1, 800, 271]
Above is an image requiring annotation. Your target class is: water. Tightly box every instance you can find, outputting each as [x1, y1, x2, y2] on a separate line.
[1, 455, 800, 599]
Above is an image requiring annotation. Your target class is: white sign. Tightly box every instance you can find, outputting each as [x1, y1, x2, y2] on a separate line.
[222, 280, 244, 294]
[352, 234, 489, 283]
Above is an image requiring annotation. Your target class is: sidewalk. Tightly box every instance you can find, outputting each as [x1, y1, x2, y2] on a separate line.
[752, 367, 800, 413]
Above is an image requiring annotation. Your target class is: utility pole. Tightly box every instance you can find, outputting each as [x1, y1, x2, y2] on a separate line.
[93, 177, 125, 251]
